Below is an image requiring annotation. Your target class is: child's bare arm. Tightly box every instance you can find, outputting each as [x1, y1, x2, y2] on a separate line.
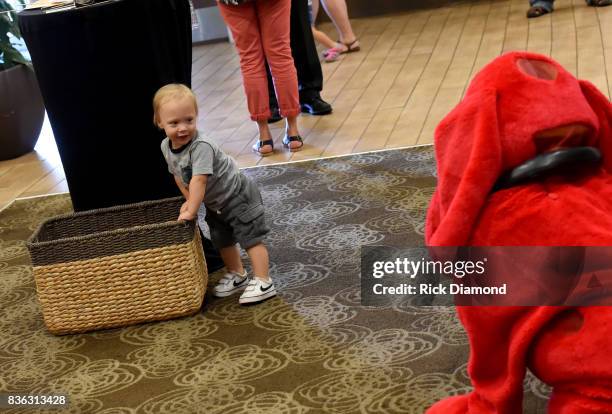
[173, 176, 191, 213]
[178, 175, 207, 221]
[174, 175, 190, 199]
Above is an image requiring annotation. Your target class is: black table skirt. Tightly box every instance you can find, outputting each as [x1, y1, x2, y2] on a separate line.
[19, 0, 192, 211]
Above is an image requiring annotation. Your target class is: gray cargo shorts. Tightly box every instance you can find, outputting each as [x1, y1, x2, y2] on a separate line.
[205, 174, 269, 250]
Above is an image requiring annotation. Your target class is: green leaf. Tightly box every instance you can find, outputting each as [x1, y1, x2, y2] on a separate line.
[0, 0, 30, 69]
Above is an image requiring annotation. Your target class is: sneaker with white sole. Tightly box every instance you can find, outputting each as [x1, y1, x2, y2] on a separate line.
[213, 271, 249, 297]
[239, 277, 277, 305]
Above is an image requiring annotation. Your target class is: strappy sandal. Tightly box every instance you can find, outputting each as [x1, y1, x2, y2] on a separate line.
[283, 135, 303, 152]
[252, 139, 274, 157]
[337, 39, 360, 54]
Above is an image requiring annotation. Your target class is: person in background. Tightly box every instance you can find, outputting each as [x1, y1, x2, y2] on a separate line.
[312, 0, 360, 61]
[266, 0, 333, 121]
[527, 0, 610, 18]
[218, 0, 304, 156]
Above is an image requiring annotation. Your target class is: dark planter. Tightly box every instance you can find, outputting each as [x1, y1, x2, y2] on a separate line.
[0, 64, 45, 161]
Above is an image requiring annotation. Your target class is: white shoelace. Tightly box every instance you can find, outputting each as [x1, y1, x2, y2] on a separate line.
[244, 279, 258, 291]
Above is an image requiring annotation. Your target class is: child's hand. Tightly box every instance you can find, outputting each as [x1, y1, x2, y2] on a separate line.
[178, 211, 196, 221]
[180, 201, 189, 213]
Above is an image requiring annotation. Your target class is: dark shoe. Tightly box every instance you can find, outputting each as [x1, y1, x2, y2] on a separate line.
[252, 139, 274, 157]
[526, 5, 550, 17]
[283, 135, 303, 152]
[268, 105, 282, 123]
[586, 0, 611, 6]
[527, 1, 553, 17]
[300, 97, 332, 116]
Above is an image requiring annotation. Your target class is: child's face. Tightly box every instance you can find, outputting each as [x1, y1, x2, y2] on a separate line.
[157, 96, 197, 149]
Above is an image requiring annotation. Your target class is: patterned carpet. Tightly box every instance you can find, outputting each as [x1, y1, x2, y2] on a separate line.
[0, 146, 550, 413]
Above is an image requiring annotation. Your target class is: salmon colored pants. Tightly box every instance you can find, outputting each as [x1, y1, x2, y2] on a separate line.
[218, 0, 300, 122]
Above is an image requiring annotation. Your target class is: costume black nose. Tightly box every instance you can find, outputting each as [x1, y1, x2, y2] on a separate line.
[492, 147, 602, 192]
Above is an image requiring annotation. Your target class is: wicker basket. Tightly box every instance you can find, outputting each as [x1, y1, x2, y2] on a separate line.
[26, 197, 208, 335]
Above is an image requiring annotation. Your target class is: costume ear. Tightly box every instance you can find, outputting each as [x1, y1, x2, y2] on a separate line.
[426, 89, 501, 246]
[579, 80, 612, 172]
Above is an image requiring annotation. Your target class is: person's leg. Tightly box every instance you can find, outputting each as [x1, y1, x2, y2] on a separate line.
[257, 0, 304, 149]
[289, 0, 333, 114]
[264, 62, 282, 123]
[526, 0, 554, 17]
[311, 0, 343, 63]
[245, 243, 269, 280]
[206, 213, 249, 298]
[213, 244, 249, 297]
[271, 0, 332, 116]
[219, 244, 245, 274]
[239, 242, 276, 304]
[218, 2, 275, 154]
[320, 0, 359, 51]
[289, 0, 322, 100]
[313, 26, 338, 49]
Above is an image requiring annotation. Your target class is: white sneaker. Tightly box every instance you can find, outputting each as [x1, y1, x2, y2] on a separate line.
[213, 271, 249, 297]
[239, 277, 277, 305]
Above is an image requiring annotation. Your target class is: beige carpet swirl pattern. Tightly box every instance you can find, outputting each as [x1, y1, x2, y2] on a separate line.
[0, 147, 549, 413]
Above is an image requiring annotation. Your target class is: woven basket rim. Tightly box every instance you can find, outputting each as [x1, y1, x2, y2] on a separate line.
[27, 196, 188, 248]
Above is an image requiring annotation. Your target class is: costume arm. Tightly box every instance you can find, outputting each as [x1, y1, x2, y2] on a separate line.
[178, 175, 207, 221]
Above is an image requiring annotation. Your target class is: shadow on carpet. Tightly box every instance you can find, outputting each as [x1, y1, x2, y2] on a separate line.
[0, 147, 549, 413]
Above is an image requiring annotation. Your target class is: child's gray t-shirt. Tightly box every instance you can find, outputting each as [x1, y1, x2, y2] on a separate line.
[161, 132, 241, 211]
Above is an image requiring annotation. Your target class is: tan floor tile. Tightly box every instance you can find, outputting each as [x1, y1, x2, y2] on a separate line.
[344, 59, 385, 90]
[573, 3, 600, 28]
[411, 12, 452, 55]
[391, 33, 419, 53]
[552, 50, 578, 74]
[385, 127, 420, 149]
[396, 102, 432, 139]
[19, 165, 66, 198]
[321, 118, 371, 157]
[49, 180, 69, 195]
[257, 149, 294, 165]
[441, 65, 473, 89]
[210, 127, 238, 142]
[351, 133, 392, 153]
[0, 160, 56, 206]
[224, 121, 258, 143]
[234, 153, 261, 169]
[220, 140, 249, 157]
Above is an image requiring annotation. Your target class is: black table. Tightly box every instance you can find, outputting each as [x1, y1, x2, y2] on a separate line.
[19, 0, 192, 211]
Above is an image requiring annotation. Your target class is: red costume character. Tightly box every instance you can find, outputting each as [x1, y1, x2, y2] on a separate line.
[425, 52, 612, 413]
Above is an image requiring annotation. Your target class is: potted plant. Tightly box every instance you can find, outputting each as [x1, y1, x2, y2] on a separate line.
[0, 0, 45, 161]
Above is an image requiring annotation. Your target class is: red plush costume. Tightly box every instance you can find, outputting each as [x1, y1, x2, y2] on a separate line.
[425, 52, 612, 413]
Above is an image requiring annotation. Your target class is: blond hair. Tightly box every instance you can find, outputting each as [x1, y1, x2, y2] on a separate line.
[153, 84, 198, 125]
